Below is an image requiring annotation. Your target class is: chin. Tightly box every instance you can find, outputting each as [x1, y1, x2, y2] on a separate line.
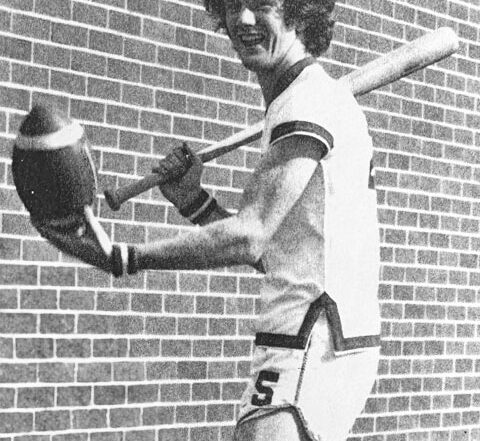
[238, 54, 271, 72]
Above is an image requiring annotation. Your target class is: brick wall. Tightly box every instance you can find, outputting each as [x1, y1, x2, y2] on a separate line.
[0, 0, 479, 440]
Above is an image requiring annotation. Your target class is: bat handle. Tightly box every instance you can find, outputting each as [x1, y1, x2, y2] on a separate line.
[104, 173, 162, 211]
[104, 145, 192, 211]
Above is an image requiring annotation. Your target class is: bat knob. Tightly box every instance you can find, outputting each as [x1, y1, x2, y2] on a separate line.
[104, 189, 121, 211]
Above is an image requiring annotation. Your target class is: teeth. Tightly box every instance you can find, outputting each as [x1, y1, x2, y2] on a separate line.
[240, 34, 264, 45]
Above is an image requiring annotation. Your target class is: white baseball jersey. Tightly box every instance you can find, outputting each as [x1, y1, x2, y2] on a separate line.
[256, 58, 380, 347]
[238, 58, 381, 440]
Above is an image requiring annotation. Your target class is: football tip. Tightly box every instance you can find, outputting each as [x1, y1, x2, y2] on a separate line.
[19, 103, 71, 137]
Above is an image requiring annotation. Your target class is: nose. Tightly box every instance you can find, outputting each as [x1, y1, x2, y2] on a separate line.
[237, 6, 256, 26]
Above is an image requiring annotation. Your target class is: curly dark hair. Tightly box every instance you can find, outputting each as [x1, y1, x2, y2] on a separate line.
[204, 0, 336, 57]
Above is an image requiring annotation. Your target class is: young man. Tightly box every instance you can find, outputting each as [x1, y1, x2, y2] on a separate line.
[36, 1, 381, 439]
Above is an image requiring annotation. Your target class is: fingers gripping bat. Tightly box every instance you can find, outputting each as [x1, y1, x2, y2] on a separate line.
[104, 27, 459, 211]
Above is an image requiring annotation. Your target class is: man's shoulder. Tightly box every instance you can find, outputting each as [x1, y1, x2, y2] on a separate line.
[266, 64, 360, 134]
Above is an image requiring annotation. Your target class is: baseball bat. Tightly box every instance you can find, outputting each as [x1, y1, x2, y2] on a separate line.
[104, 27, 459, 211]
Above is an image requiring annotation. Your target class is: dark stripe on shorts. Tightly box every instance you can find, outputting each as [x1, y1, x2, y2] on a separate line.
[255, 292, 381, 352]
[270, 121, 333, 160]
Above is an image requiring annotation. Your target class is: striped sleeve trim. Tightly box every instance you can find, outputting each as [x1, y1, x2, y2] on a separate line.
[270, 121, 334, 160]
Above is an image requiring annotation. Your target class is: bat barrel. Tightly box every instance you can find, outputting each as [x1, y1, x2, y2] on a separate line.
[341, 27, 459, 96]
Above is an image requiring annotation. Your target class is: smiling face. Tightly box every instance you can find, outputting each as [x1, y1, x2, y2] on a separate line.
[224, 0, 301, 74]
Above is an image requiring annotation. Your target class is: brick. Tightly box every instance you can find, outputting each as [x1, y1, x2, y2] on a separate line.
[53, 434, 88, 441]
[40, 314, 75, 334]
[122, 84, 154, 107]
[0, 412, 33, 433]
[12, 14, 50, 39]
[18, 387, 54, 408]
[0, 313, 36, 334]
[0, 35, 32, 61]
[155, 90, 186, 113]
[0, 363, 36, 383]
[97, 291, 129, 311]
[35, 0, 71, 19]
[89, 30, 123, 55]
[60, 290, 95, 310]
[127, 0, 158, 16]
[132, 293, 163, 312]
[73, 3, 107, 26]
[113, 362, 144, 381]
[50, 71, 86, 95]
[109, 10, 141, 35]
[94, 386, 125, 405]
[38, 362, 74, 382]
[40, 267, 75, 287]
[77, 363, 111, 382]
[52, 23, 88, 47]
[157, 46, 188, 70]
[57, 386, 91, 406]
[124, 38, 156, 62]
[179, 273, 208, 293]
[0, 388, 15, 408]
[129, 339, 159, 357]
[192, 382, 220, 401]
[142, 406, 174, 425]
[186, 96, 217, 119]
[0, 289, 16, 309]
[147, 18, 176, 43]
[177, 361, 206, 380]
[160, 383, 189, 403]
[145, 317, 176, 335]
[107, 58, 141, 82]
[178, 317, 207, 336]
[207, 403, 234, 422]
[16, 338, 53, 358]
[190, 53, 219, 76]
[34, 44, 70, 68]
[128, 384, 158, 403]
[121, 131, 152, 154]
[222, 381, 245, 401]
[35, 410, 70, 431]
[106, 105, 139, 128]
[176, 28, 205, 51]
[57, 339, 91, 358]
[73, 409, 107, 429]
[0, 338, 13, 358]
[160, 1, 190, 25]
[164, 294, 194, 314]
[176, 405, 205, 423]
[110, 408, 141, 428]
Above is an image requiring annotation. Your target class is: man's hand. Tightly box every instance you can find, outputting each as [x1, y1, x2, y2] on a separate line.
[153, 143, 204, 211]
[31, 206, 123, 275]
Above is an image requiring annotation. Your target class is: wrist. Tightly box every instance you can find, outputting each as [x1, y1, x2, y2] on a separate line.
[110, 244, 139, 277]
[177, 187, 204, 211]
[178, 189, 217, 224]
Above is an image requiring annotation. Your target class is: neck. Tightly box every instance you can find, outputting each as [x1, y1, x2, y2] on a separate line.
[256, 39, 309, 104]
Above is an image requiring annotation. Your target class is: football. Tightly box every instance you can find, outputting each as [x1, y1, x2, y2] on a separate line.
[12, 104, 97, 220]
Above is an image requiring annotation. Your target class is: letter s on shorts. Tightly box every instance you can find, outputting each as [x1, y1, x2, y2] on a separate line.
[251, 370, 280, 406]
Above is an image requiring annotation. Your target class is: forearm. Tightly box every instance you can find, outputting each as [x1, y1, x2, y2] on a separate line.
[135, 215, 258, 271]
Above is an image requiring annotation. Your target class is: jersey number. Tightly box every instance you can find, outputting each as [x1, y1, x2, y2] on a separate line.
[251, 370, 280, 406]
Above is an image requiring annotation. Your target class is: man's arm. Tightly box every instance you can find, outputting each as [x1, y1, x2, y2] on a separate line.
[134, 135, 324, 272]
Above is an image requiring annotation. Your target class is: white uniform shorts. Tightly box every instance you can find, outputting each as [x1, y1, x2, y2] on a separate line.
[237, 308, 380, 441]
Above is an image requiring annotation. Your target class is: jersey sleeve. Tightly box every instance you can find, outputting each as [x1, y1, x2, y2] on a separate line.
[269, 121, 334, 161]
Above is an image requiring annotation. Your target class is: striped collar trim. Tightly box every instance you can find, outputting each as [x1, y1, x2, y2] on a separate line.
[266, 56, 317, 110]
[15, 121, 85, 151]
